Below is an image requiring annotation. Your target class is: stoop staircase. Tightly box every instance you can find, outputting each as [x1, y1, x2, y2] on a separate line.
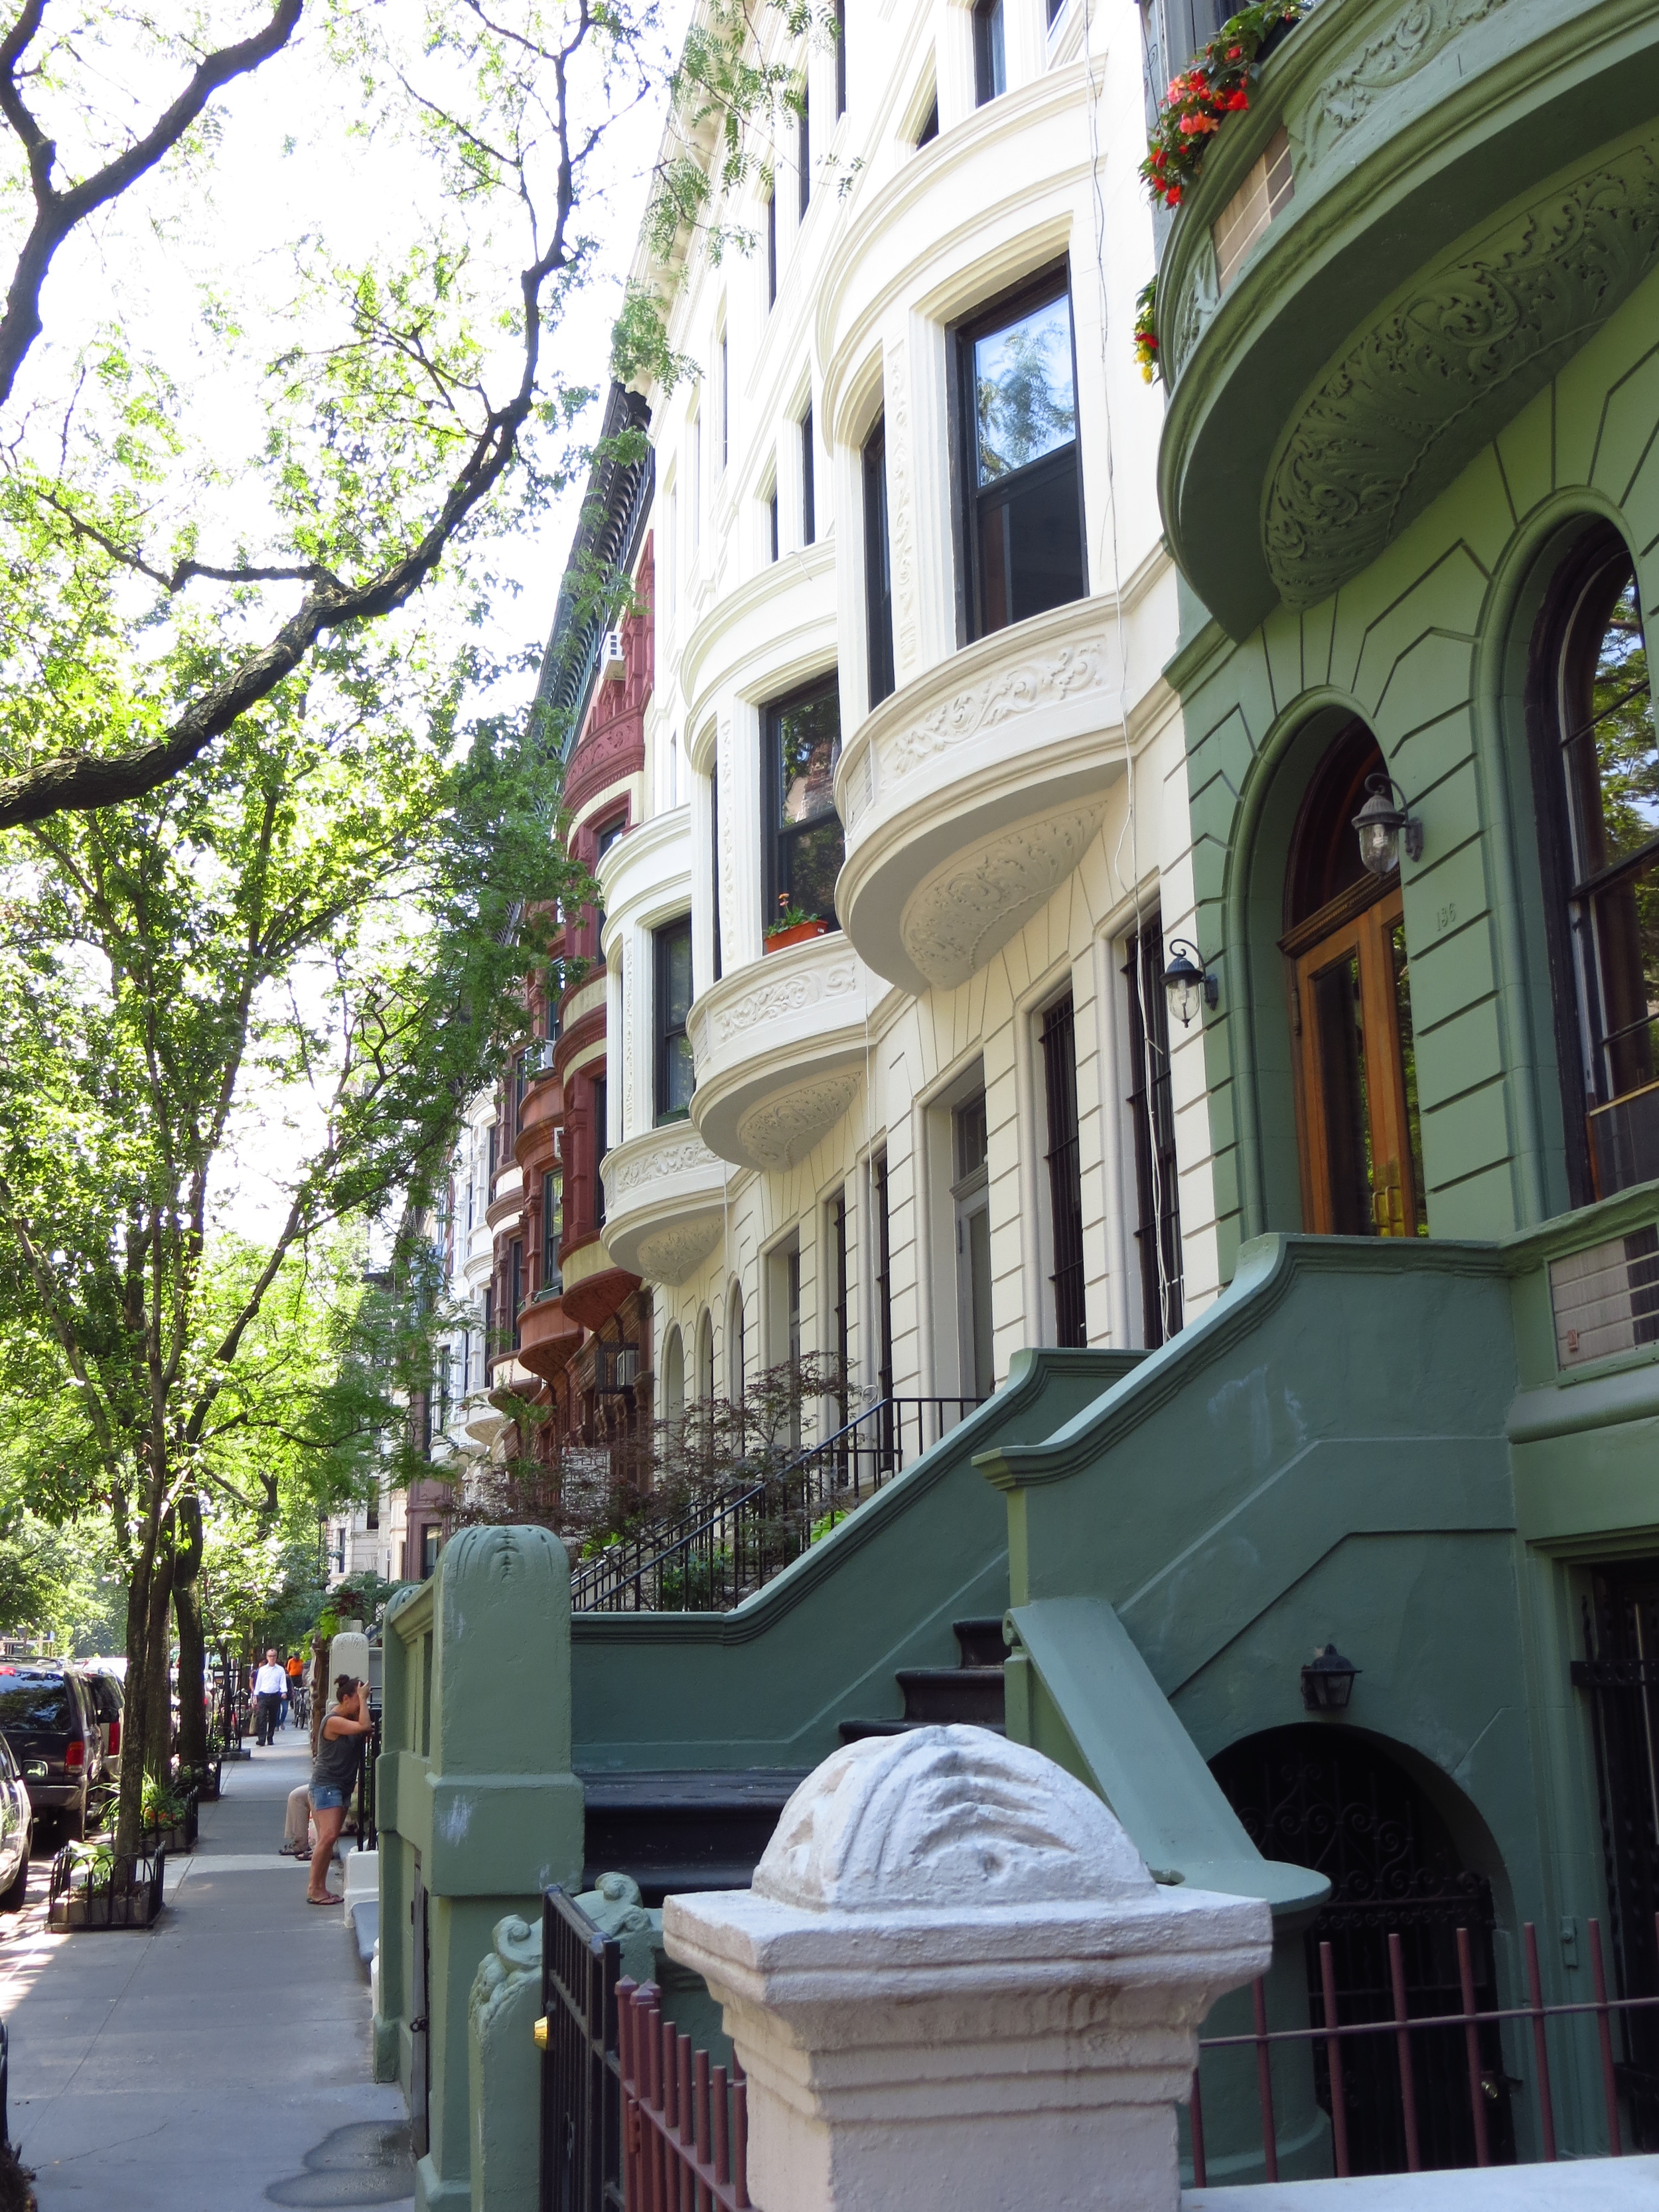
[837, 1617, 1007, 1742]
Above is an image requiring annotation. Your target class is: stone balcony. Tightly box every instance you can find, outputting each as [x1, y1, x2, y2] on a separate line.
[687, 932, 877, 1173]
[514, 1061, 561, 1173]
[1155, 0, 1659, 638]
[484, 1163, 524, 1234]
[601, 1122, 728, 1286]
[835, 596, 1127, 995]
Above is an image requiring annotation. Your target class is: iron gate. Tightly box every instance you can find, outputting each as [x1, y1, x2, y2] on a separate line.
[1573, 1568, 1659, 2147]
[540, 1885, 624, 2212]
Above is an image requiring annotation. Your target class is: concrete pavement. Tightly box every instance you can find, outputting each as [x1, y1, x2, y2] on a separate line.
[0, 1732, 413, 2209]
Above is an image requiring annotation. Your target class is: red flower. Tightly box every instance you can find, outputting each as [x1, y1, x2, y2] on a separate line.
[1227, 42, 1242, 55]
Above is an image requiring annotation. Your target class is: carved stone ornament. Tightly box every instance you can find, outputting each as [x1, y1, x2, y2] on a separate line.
[887, 336, 919, 678]
[1264, 139, 1659, 608]
[883, 633, 1112, 784]
[901, 804, 1106, 990]
[753, 1725, 1155, 1915]
[711, 959, 858, 1046]
[634, 1217, 725, 1286]
[733, 1070, 860, 1171]
[1301, 0, 1507, 167]
[605, 1134, 718, 1201]
[1167, 232, 1221, 389]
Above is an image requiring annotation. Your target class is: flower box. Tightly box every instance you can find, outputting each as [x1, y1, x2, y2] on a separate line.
[763, 919, 830, 954]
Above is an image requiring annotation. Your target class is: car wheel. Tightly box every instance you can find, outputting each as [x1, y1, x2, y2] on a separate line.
[0, 1842, 29, 1912]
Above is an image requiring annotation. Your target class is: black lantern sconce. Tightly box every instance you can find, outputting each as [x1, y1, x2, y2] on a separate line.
[1163, 940, 1218, 1031]
[1300, 1643, 1360, 1713]
[1351, 774, 1423, 880]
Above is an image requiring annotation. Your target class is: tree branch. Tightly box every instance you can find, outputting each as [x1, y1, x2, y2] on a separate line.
[0, 1, 305, 410]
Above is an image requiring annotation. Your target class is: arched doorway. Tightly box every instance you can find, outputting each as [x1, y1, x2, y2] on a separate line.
[1281, 725, 1427, 1236]
[1212, 1726, 1514, 2173]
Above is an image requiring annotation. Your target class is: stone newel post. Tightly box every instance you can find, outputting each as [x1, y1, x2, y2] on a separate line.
[664, 1725, 1271, 2212]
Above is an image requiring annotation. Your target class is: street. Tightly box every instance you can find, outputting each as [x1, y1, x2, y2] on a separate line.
[0, 1733, 411, 2209]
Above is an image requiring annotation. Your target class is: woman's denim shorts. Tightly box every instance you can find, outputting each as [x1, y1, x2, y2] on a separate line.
[312, 1785, 347, 1810]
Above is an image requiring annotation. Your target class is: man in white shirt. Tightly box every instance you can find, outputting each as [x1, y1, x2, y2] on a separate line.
[252, 1649, 287, 1745]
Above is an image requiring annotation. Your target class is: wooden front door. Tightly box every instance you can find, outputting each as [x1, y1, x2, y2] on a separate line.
[1283, 880, 1425, 1237]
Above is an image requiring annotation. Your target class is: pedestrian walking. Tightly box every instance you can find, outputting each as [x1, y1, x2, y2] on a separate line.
[307, 1676, 372, 1905]
[252, 1648, 287, 1745]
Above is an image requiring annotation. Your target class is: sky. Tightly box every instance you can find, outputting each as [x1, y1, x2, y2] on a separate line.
[3, 2, 694, 1243]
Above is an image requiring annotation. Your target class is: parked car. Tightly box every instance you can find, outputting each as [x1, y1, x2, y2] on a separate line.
[0, 1664, 101, 1841]
[83, 1670, 123, 1785]
[0, 1734, 32, 1908]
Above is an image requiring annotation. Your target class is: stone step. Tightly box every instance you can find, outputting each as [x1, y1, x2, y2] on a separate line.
[952, 1617, 1008, 1669]
[579, 1769, 810, 1906]
[895, 1665, 1007, 1726]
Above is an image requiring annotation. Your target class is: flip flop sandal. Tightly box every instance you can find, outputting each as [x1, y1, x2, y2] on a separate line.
[307, 1893, 339, 1906]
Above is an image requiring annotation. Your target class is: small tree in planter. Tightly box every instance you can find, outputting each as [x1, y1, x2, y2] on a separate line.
[141, 1779, 196, 1854]
[48, 1841, 165, 1931]
[764, 895, 830, 953]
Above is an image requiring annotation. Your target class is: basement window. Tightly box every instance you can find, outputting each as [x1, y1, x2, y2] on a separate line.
[1212, 125, 1293, 292]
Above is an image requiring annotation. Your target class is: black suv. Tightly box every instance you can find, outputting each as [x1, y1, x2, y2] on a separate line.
[0, 1664, 102, 1840]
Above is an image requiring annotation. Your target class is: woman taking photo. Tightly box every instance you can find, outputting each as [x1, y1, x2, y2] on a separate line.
[307, 1675, 372, 1906]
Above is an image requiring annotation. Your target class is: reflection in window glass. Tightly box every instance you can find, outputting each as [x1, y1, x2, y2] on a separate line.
[655, 917, 695, 1122]
[768, 680, 843, 929]
[1553, 546, 1659, 1195]
[974, 294, 1076, 484]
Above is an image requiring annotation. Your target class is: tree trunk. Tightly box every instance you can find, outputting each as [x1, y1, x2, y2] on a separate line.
[173, 1496, 206, 1773]
[114, 1556, 154, 1856]
[140, 1512, 177, 1793]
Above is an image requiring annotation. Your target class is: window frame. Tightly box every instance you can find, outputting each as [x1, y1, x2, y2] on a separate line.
[654, 913, 695, 1125]
[1039, 992, 1087, 1347]
[973, 0, 1006, 106]
[863, 413, 895, 708]
[952, 263, 1087, 646]
[801, 406, 816, 548]
[762, 672, 844, 933]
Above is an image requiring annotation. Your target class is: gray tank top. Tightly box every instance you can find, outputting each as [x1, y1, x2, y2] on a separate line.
[312, 1722, 364, 1795]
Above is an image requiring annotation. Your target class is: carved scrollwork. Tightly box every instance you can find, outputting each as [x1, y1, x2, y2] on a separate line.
[883, 634, 1112, 783]
[887, 337, 918, 679]
[1301, 0, 1506, 167]
[1167, 234, 1221, 388]
[900, 807, 1106, 990]
[1264, 141, 1659, 608]
[710, 960, 858, 1045]
[734, 1071, 860, 1171]
[634, 1217, 725, 1286]
[605, 1133, 718, 1201]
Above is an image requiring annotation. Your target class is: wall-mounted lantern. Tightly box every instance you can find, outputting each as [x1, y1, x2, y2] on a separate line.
[1163, 939, 1218, 1030]
[1300, 1643, 1360, 1712]
[1351, 774, 1423, 879]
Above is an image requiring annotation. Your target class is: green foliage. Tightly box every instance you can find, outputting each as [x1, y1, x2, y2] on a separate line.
[1140, 1, 1306, 208]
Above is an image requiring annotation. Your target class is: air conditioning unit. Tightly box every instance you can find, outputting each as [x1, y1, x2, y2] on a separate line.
[601, 628, 627, 682]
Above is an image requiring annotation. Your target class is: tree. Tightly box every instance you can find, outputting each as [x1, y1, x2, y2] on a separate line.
[0, 0, 662, 830]
[0, 683, 589, 1853]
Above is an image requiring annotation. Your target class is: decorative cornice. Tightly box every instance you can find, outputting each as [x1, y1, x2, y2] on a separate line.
[733, 1070, 861, 1171]
[703, 956, 859, 1051]
[1301, 0, 1510, 166]
[899, 804, 1108, 990]
[605, 1130, 719, 1200]
[1263, 133, 1659, 607]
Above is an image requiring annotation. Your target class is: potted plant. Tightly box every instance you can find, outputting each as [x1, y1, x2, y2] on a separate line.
[764, 897, 830, 954]
[48, 1840, 167, 1931]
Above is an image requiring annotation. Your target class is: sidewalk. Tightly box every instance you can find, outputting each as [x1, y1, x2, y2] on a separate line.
[0, 1732, 412, 2209]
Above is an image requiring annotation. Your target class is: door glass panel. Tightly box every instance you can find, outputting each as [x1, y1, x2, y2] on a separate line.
[1390, 919, 1427, 1235]
[966, 1205, 993, 1396]
[1311, 953, 1375, 1235]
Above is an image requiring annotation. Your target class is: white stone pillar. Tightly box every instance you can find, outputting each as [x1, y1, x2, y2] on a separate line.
[664, 1724, 1270, 2212]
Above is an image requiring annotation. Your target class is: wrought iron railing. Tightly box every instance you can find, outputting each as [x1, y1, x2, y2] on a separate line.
[618, 1979, 749, 2211]
[538, 1885, 622, 2212]
[1189, 1915, 1659, 2183]
[569, 1396, 981, 1614]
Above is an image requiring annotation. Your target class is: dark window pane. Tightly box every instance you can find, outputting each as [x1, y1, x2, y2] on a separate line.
[864, 419, 895, 707]
[954, 1090, 988, 1179]
[0, 1682, 72, 1731]
[917, 96, 938, 146]
[974, 293, 1075, 484]
[974, 0, 1005, 104]
[1041, 995, 1087, 1345]
[1311, 952, 1376, 1236]
[1125, 922, 1183, 1345]
[781, 815, 843, 921]
[1565, 569, 1658, 881]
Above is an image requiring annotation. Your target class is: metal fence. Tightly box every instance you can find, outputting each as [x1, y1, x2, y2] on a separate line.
[540, 1885, 624, 2212]
[354, 1708, 382, 1852]
[617, 1980, 749, 2212]
[570, 1396, 981, 1613]
[1188, 1915, 1659, 2184]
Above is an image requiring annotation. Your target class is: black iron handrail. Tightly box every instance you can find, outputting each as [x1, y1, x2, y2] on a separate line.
[570, 1395, 981, 1614]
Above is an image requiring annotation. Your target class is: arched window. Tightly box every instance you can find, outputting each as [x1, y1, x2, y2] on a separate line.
[1533, 531, 1659, 1197]
[697, 1307, 715, 1401]
[1280, 723, 1425, 1236]
[726, 1281, 746, 1400]
[662, 1323, 684, 1424]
